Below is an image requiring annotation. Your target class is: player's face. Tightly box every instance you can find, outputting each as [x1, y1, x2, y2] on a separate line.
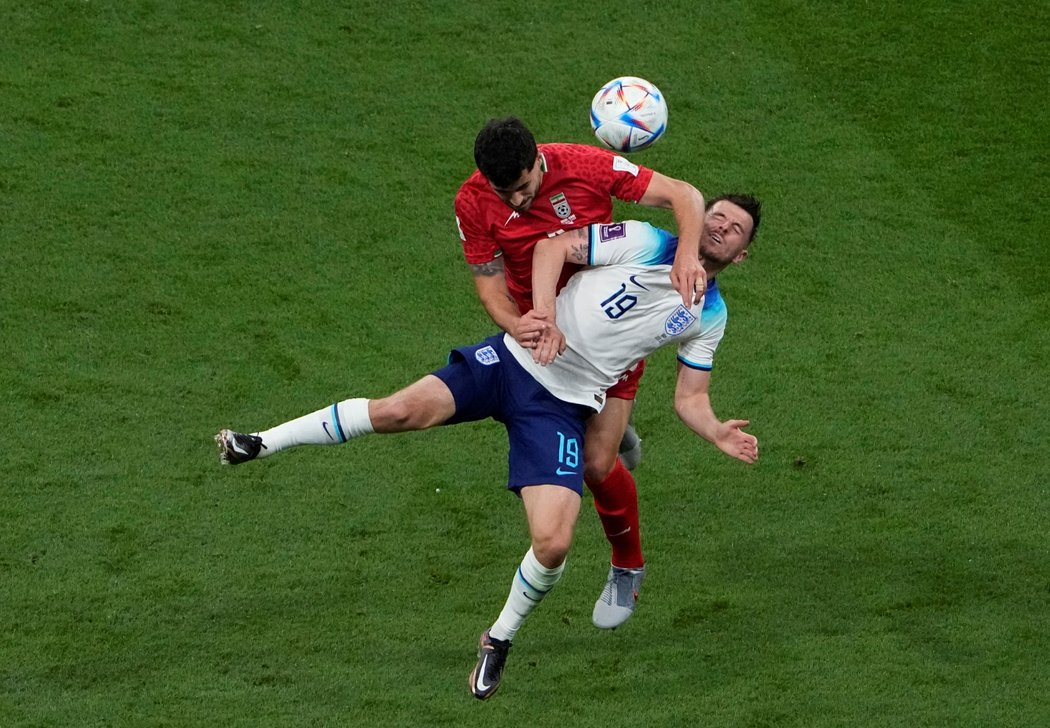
[700, 200, 754, 265]
[490, 157, 543, 213]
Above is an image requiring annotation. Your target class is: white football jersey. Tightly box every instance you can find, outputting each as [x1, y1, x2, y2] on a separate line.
[505, 220, 728, 411]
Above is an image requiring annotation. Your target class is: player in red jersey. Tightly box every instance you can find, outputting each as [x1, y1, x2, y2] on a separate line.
[454, 116, 706, 629]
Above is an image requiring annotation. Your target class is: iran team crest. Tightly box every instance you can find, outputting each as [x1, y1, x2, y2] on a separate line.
[549, 192, 572, 221]
[664, 305, 697, 336]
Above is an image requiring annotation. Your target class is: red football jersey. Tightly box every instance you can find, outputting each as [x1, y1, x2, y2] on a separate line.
[454, 143, 654, 313]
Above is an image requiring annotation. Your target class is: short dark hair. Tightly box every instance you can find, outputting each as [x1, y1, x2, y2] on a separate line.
[707, 193, 762, 242]
[473, 116, 538, 188]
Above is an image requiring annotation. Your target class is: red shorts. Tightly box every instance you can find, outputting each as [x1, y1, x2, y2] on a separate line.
[607, 359, 646, 400]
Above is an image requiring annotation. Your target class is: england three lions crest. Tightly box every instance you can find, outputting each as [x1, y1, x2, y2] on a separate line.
[664, 305, 697, 336]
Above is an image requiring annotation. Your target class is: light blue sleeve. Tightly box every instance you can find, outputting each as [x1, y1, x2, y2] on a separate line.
[588, 221, 679, 267]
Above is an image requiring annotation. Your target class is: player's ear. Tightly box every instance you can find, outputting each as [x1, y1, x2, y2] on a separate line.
[732, 249, 749, 264]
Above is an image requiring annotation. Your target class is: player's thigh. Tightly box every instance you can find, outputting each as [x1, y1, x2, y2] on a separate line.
[370, 375, 456, 431]
[584, 397, 633, 468]
[519, 484, 582, 565]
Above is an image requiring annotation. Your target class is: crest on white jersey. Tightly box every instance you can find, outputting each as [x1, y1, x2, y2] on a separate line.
[475, 346, 500, 365]
[664, 305, 697, 336]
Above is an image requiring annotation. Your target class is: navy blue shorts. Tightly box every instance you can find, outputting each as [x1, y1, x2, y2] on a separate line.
[431, 335, 594, 494]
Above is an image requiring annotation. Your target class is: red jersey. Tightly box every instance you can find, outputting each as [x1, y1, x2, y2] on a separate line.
[454, 143, 654, 313]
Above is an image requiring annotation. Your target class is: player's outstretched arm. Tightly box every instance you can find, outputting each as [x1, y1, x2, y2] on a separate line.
[529, 229, 589, 365]
[470, 257, 547, 348]
[673, 363, 758, 464]
[639, 173, 706, 307]
[531, 227, 590, 317]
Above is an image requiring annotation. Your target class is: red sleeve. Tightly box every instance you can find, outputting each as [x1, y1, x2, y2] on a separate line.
[454, 181, 499, 264]
[608, 153, 655, 202]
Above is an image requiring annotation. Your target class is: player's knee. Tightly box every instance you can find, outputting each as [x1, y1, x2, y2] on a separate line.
[530, 530, 573, 568]
[583, 449, 617, 485]
[371, 397, 430, 431]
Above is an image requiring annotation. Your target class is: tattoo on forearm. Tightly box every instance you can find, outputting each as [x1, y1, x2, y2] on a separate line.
[568, 240, 589, 264]
[470, 259, 505, 277]
[561, 227, 589, 264]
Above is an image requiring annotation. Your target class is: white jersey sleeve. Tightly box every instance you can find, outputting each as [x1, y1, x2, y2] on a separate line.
[587, 220, 679, 267]
[505, 220, 728, 411]
[677, 279, 727, 371]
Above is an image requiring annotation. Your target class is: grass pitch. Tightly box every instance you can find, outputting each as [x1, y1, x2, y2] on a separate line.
[2, 1, 1047, 726]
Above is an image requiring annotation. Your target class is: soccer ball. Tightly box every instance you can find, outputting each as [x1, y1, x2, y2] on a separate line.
[589, 76, 668, 153]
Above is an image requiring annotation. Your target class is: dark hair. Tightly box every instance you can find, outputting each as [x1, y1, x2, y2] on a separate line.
[707, 193, 762, 242]
[473, 116, 538, 188]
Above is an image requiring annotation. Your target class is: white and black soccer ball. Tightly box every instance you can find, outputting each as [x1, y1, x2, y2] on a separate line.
[589, 76, 668, 153]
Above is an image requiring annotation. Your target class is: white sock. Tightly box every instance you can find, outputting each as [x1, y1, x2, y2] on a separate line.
[489, 547, 564, 642]
[255, 398, 373, 458]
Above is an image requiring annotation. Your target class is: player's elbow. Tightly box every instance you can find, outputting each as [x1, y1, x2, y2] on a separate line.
[673, 397, 691, 424]
[673, 391, 706, 425]
[534, 236, 568, 263]
[659, 176, 702, 207]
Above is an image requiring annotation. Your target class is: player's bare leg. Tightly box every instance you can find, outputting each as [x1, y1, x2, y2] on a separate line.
[585, 398, 632, 480]
[520, 484, 581, 569]
[367, 375, 456, 432]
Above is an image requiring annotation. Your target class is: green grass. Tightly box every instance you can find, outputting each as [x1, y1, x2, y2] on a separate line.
[2, 1, 1048, 725]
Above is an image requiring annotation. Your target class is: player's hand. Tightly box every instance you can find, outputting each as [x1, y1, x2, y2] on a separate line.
[513, 310, 550, 349]
[670, 256, 707, 308]
[533, 322, 566, 366]
[714, 419, 758, 464]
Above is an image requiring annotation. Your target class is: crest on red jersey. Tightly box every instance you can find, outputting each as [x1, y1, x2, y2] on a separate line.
[549, 192, 573, 221]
